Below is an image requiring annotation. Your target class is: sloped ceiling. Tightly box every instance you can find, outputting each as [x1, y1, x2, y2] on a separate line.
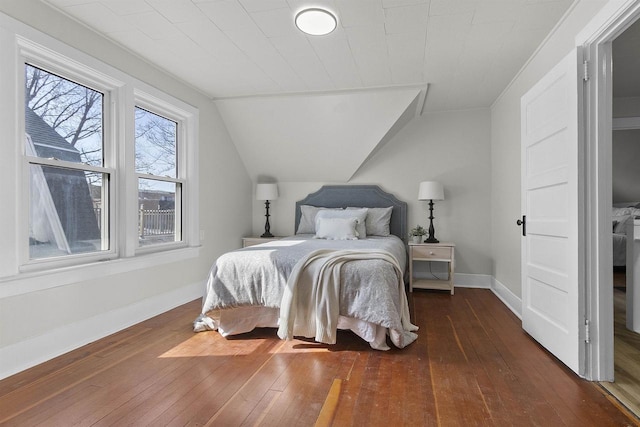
[216, 87, 423, 182]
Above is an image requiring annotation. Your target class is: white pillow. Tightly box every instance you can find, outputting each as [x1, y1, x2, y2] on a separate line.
[315, 208, 368, 238]
[314, 217, 358, 240]
[348, 206, 392, 236]
[297, 205, 343, 234]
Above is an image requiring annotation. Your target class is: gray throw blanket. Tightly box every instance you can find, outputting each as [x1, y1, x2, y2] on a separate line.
[278, 248, 417, 345]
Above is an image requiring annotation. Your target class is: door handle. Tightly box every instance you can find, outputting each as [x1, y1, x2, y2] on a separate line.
[516, 215, 526, 236]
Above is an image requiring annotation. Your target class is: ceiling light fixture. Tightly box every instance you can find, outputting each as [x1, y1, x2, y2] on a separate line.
[295, 8, 337, 36]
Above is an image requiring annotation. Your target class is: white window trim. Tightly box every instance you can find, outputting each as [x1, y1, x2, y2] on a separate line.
[0, 12, 200, 295]
[0, 247, 201, 299]
[132, 89, 199, 256]
[19, 39, 122, 272]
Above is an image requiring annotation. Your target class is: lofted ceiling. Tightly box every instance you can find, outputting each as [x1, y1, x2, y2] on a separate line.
[41, 0, 576, 182]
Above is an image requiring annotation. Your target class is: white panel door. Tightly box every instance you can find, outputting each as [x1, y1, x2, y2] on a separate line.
[521, 49, 583, 375]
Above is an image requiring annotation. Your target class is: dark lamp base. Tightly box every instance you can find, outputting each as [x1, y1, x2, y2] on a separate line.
[261, 232, 274, 238]
[425, 199, 439, 244]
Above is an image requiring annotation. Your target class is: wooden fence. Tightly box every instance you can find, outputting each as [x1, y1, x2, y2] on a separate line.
[139, 207, 175, 238]
[94, 206, 176, 238]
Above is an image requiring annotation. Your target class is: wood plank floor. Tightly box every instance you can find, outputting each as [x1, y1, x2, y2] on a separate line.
[600, 287, 640, 417]
[0, 288, 637, 426]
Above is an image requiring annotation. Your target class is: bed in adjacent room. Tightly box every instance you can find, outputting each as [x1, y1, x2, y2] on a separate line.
[612, 203, 640, 267]
[194, 185, 418, 350]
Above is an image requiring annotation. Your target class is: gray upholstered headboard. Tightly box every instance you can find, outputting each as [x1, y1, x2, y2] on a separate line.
[295, 185, 407, 241]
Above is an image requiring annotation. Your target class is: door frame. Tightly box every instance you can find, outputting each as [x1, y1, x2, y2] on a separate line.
[579, 0, 640, 381]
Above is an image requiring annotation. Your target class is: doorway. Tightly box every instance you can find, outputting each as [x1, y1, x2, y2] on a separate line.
[599, 29, 640, 408]
[582, 0, 640, 412]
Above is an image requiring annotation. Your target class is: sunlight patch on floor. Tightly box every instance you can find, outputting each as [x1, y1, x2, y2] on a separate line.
[157, 333, 270, 357]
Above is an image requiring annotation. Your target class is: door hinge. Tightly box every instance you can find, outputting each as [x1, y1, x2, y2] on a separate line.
[585, 318, 591, 344]
[583, 60, 589, 82]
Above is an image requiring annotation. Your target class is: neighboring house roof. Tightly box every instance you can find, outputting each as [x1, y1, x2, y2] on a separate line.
[25, 106, 81, 162]
[25, 106, 100, 244]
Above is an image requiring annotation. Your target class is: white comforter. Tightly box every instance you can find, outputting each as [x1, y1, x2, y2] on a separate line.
[195, 235, 418, 349]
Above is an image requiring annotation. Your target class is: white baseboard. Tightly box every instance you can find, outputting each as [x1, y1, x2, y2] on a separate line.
[453, 273, 522, 318]
[454, 273, 492, 289]
[0, 281, 203, 381]
[490, 277, 522, 319]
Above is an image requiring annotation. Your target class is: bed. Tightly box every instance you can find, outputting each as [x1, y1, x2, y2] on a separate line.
[194, 185, 418, 350]
[613, 203, 640, 267]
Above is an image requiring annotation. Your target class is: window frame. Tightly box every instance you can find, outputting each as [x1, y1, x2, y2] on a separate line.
[6, 32, 200, 279]
[133, 93, 189, 254]
[19, 41, 121, 271]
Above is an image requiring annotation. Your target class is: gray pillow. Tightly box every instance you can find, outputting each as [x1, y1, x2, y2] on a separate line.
[348, 206, 392, 236]
[297, 205, 343, 234]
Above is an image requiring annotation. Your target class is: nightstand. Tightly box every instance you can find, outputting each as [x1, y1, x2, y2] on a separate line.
[408, 242, 455, 294]
[242, 236, 282, 248]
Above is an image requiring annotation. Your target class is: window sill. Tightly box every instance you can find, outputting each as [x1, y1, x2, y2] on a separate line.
[0, 245, 201, 298]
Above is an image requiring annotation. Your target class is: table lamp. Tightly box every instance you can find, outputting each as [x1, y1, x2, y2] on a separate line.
[256, 183, 278, 238]
[418, 181, 444, 243]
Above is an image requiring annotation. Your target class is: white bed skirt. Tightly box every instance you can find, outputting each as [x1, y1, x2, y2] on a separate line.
[199, 306, 392, 350]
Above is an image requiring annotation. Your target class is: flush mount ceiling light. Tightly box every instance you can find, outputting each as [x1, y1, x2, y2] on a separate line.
[295, 8, 337, 36]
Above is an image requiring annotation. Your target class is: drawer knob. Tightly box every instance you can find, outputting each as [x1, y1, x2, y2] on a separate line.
[429, 251, 434, 255]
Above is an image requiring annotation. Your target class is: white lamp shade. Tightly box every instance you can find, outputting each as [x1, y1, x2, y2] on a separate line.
[256, 183, 278, 201]
[418, 181, 444, 201]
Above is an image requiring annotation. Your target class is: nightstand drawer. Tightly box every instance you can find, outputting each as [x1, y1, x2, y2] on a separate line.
[412, 245, 452, 260]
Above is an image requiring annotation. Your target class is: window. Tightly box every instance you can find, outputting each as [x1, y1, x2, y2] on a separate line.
[135, 107, 181, 247]
[24, 64, 111, 261]
[12, 36, 199, 276]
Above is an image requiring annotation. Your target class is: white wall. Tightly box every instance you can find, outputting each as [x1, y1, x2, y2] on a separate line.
[614, 96, 640, 116]
[490, 0, 609, 298]
[252, 108, 493, 276]
[613, 129, 640, 203]
[0, 0, 252, 378]
[612, 97, 640, 204]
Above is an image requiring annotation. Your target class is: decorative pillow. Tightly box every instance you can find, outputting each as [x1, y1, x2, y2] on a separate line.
[314, 217, 358, 240]
[315, 208, 368, 238]
[297, 205, 343, 234]
[612, 207, 633, 216]
[348, 206, 392, 236]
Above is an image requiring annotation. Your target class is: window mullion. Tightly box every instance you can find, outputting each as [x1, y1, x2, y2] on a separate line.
[121, 87, 137, 258]
[26, 155, 113, 175]
[135, 173, 182, 184]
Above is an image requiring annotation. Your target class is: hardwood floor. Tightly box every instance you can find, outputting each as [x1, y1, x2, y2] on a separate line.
[600, 285, 640, 418]
[0, 288, 637, 426]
